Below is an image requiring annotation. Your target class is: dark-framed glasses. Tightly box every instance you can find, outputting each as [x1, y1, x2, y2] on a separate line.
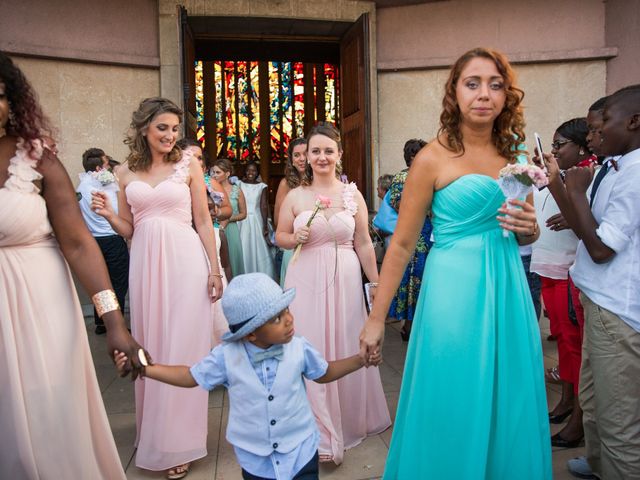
[551, 139, 573, 150]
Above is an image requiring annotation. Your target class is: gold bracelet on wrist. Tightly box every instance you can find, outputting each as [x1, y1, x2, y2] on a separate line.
[209, 273, 223, 278]
[92, 289, 120, 317]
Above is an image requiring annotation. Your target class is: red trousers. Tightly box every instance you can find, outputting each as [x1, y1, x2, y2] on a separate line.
[541, 276, 583, 394]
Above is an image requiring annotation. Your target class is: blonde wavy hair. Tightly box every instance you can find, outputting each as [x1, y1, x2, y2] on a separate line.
[438, 48, 526, 163]
[125, 97, 183, 172]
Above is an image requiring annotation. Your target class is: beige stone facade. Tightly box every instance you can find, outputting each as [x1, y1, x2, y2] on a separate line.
[3, 0, 639, 193]
[12, 57, 159, 183]
[378, 60, 607, 175]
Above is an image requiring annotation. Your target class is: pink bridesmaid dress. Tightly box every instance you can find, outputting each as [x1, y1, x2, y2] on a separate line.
[126, 151, 213, 470]
[285, 183, 391, 464]
[0, 139, 126, 479]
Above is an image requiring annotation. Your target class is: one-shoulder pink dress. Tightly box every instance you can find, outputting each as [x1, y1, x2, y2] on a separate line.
[127, 153, 213, 470]
[0, 139, 126, 479]
[285, 183, 391, 465]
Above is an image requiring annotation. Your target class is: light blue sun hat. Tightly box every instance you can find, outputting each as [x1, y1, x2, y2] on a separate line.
[221, 273, 296, 342]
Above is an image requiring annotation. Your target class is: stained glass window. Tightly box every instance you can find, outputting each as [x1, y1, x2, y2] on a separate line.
[194, 60, 338, 165]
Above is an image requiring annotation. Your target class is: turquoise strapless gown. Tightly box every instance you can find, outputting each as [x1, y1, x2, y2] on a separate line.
[383, 175, 551, 480]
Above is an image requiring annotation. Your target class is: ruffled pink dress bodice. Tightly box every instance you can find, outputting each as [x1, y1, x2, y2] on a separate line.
[0, 139, 53, 248]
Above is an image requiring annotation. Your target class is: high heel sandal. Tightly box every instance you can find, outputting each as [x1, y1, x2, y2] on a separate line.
[167, 463, 191, 479]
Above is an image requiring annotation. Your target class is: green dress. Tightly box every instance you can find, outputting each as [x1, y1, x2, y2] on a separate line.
[383, 174, 551, 479]
[225, 184, 244, 277]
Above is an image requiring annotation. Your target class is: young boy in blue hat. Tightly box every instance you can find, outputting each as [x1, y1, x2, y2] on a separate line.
[115, 272, 380, 480]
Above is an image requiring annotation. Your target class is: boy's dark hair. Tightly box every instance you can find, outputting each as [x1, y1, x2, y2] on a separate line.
[589, 96, 608, 113]
[82, 147, 105, 172]
[176, 138, 202, 151]
[108, 157, 120, 169]
[607, 84, 640, 113]
[403, 139, 427, 167]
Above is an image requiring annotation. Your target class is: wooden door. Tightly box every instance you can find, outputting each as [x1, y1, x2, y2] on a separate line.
[340, 14, 372, 205]
[179, 6, 197, 139]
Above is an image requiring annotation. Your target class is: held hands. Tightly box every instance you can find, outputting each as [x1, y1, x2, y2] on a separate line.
[208, 274, 223, 303]
[107, 327, 152, 380]
[359, 318, 385, 367]
[113, 349, 153, 379]
[91, 191, 115, 219]
[497, 199, 538, 236]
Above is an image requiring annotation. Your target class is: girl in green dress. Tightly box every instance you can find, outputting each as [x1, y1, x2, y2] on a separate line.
[212, 158, 246, 278]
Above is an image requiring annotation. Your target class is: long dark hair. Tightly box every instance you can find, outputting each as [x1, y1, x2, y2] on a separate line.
[0, 51, 54, 157]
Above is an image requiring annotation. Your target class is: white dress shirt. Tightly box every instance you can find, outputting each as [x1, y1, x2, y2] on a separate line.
[570, 150, 640, 332]
[76, 173, 119, 237]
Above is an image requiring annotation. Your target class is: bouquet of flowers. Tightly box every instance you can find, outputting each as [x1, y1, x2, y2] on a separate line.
[79, 168, 119, 194]
[210, 190, 225, 207]
[497, 163, 548, 237]
[290, 195, 332, 264]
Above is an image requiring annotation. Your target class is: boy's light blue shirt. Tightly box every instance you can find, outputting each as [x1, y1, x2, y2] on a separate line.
[190, 337, 328, 480]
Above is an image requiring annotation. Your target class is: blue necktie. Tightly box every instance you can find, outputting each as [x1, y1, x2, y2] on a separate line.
[252, 345, 284, 364]
[589, 162, 610, 208]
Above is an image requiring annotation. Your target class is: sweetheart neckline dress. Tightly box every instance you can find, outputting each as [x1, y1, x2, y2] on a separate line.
[383, 174, 552, 479]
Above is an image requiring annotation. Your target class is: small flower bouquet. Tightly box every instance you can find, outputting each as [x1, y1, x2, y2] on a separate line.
[79, 169, 119, 193]
[290, 195, 332, 264]
[497, 163, 548, 237]
[210, 189, 225, 207]
[93, 169, 117, 186]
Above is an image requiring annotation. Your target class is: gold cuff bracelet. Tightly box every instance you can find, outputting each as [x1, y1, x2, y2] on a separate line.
[92, 289, 120, 317]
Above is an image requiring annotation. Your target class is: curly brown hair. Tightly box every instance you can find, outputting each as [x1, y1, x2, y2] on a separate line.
[438, 48, 526, 163]
[125, 97, 183, 172]
[284, 137, 307, 189]
[0, 52, 54, 158]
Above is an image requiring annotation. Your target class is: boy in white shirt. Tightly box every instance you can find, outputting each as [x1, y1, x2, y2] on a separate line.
[544, 85, 640, 480]
[115, 272, 378, 480]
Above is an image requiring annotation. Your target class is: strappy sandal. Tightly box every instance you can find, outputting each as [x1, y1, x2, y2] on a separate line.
[545, 366, 561, 384]
[318, 453, 335, 464]
[167, 463, 191, 479]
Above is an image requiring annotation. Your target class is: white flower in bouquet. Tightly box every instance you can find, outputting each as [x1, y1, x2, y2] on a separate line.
[497, 163, 548, 237]
[93, 169, 117, 186]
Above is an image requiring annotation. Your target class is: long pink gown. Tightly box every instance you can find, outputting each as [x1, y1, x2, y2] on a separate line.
[127, 152, 213, 470]
[0, 139, 126, 479]
[285, 183, 391, 465]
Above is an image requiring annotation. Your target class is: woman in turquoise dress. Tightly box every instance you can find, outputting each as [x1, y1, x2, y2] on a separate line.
[360, 47, 551, 479]
[212, 158, 246, 277]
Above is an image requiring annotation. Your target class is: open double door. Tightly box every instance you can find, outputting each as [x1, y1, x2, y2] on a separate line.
[179, 8, 373, 205]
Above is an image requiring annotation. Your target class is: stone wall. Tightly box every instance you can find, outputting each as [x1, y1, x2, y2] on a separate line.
[12, 57, 159, 183]
[378, 61, 606, 176]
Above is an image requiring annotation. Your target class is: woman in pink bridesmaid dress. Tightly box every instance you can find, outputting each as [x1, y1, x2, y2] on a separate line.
[93, 97, 223, 479]
[0, 52, 144, 479]
[276, 123, 391, 465]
